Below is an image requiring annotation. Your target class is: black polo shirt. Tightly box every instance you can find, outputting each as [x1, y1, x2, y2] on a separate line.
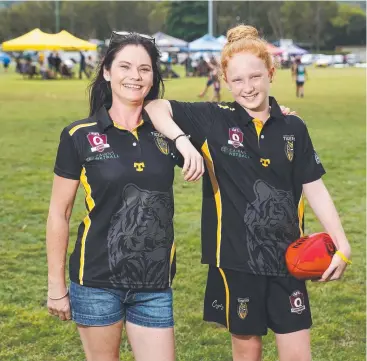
[54, 106, 179, 290]
[170, 97, 325, 277]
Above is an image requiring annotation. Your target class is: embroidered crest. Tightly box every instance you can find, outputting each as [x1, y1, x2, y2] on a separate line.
[87, 132, 110, 153]
[285, 140, 294, 161]
[237, 297, 249, 320]
[228, 127, 244, 148]
[283, 135, 295, 162]
[152, 132, 169, 155]
[289, 290, 306, 314]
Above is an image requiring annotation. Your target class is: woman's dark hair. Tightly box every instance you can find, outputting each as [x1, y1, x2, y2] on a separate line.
[88, 32, 165, 116]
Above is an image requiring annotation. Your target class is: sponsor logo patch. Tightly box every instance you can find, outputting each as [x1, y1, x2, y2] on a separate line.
[314, 150, 321, 164]
[260, 158, 271, 167]
[212, 300, 224, 311]
[134, 162, 145, 172]
[85, 151, 119, 162]
[221, 146, 250, 158]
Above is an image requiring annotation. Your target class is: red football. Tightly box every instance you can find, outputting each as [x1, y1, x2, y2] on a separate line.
[285, 232, 336, 280]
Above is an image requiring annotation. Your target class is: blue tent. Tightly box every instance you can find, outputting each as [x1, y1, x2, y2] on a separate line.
[189, 34, 223, 52]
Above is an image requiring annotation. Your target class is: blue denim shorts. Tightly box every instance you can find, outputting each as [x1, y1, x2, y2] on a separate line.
[69, 281, 174, 328]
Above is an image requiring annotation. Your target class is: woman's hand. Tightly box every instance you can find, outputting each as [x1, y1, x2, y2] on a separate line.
[175, 136, 205, 181]
[47, 287, 71, 321]
[279, 105, 297, 116]
[318, 245, 352, 282]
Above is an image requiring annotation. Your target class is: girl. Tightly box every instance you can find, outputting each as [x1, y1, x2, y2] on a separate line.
[145, 24, 351, 361]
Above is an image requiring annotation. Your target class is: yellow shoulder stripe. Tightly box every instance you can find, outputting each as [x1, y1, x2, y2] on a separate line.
[69, 122, 97, 136]
[217, 104, 235, 111]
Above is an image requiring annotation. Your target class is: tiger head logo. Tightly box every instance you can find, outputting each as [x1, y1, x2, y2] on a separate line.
[107, 184, 174, 287]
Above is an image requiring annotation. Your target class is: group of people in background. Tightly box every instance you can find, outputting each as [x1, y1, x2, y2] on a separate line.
[11, 50, 96, 80]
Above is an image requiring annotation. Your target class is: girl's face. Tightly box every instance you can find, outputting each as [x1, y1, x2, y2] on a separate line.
[225, 52, 274, 112]
[104, 45, 154, 105]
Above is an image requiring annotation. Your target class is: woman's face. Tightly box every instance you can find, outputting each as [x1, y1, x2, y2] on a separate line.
[225, 52, 273, 112]
[104, 44, 154, 105]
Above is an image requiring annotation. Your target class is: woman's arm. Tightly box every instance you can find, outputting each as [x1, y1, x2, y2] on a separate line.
[46, 175, 79, 320]
[145, 99, 204, 181]
[303, 178, 352, 281]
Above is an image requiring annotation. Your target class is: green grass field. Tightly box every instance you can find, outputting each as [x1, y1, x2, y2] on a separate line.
[0, 66, 365, 361]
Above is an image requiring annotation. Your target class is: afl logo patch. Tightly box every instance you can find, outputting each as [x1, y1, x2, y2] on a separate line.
[228, 127, 244, 148]
[87, 132, 110, 153]
[237, 297, 249, 320]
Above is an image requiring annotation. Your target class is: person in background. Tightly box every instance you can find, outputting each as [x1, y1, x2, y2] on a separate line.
[292, 56, 308, 98]
[2, 55, 10, 72]
[47, 52, 55, 71]
[86, 55, 95, 76]
[54, 52, 62, 76]
[79, 50, 90, 79]
[38, 52, 45, 65]
[198, 55, 219, 98]
[60, 58, 76, 79]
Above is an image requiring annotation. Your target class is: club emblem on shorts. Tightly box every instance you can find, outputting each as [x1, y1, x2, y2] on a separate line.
[237, 297, 249, 320]
[283, 135, 295, 162]
[228, 128, 244, 148]
[289, 290, 306, 314]
[87, 132, 110, 153]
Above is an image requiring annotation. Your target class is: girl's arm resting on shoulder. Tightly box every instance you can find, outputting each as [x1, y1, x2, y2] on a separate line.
[144, 99, 204, 181]
[145, 100, 185, 141]
[46, 175, 79, 296]
[303, 178, 352, 281]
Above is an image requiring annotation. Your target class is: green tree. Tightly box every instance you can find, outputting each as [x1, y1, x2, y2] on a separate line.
[165, 1, 208, 41]
[330, 3, 366, 46]
[281, 1, 338, 50]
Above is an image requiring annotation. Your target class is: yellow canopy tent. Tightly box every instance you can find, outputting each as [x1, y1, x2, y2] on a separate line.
[51, 30, 97, 51]
[2, 28, 97, 51]
[2, 28, 57, 51]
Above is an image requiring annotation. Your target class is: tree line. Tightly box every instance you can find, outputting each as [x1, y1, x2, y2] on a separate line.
[0, 1, 365, 51]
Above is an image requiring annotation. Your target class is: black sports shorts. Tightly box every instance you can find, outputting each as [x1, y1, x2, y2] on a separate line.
[203, 266, 312, 336]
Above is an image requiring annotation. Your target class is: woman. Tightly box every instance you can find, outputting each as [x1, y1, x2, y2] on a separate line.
[145, 25, 351, 361]
[46, 31, 201, 361]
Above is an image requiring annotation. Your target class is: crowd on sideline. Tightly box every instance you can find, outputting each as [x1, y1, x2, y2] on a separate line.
[11, 51, 96, 80]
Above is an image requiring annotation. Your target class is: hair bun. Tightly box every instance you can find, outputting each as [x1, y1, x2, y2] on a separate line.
[227, 25, 259, 43]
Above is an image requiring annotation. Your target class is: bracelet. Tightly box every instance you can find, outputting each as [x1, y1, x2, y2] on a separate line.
[173, 133, 190, 144]
[48, 288, 69, 300]
[335, 250, 352, 265]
